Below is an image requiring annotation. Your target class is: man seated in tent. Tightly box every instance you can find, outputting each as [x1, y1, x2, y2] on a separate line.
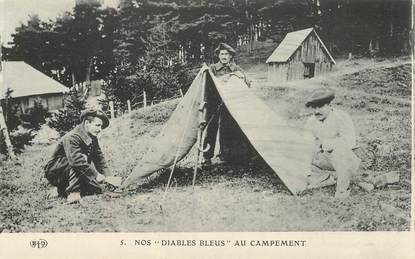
[202, 42, 252, 166]
[209, 43, 250, 85]
[304, 88, 361, 198]
[44, 109, 113, 204]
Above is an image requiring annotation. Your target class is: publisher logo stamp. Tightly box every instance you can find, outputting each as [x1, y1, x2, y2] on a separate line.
[30, 239, 48, 249]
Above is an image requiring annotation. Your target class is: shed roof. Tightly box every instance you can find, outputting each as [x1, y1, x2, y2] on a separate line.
[266, 28, 336, 64]
[0, 61, 68, 99]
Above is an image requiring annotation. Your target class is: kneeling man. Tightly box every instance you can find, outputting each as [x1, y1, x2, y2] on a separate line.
[304, 88, 360, 198]
[44, 109, 111, 203]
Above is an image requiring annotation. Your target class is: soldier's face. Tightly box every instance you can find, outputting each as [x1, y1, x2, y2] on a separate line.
[313, 104, 331, 121]
[85, 117, 103, 136]
[219, 50, 232, 64]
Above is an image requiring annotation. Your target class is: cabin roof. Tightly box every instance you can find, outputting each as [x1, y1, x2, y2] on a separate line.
[1, 61, 68, 99]
[266, 28, 336, 64]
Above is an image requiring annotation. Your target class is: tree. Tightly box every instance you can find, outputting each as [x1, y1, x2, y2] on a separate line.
[20, 101, 49, 131]
[171, 4, 240, 64]
[0, 90, 46, 155]
[5, 15, 55, 76]
[47, 89, 87, 136]
[65, 1, 111, 84]
[5, 2, 117, 87]
[102, 61, 140, 112]
[0, 89, 21, 131]
[114, 0, 155, 66]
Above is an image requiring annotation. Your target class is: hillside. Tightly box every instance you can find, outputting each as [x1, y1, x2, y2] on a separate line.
[0, 56, 412, 232]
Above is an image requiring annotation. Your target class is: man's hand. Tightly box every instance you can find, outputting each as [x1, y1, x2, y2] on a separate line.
[322, 142, 334, 153]
[104, 176, 122, 187]
[96, 173, 106, 183]
[245, 79, 252, 88]
[229, 71, 245, 79]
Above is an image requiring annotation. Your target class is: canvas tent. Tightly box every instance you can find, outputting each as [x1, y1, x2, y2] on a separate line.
[121, 66, 315, 195]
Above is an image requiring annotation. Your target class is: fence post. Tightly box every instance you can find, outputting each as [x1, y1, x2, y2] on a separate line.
[143, 90, 147, 108]
[0, 106, 16, 160]
[109, 101, 115, 119]
[127, 100, 131, 113]
[179, 89, 184, 97]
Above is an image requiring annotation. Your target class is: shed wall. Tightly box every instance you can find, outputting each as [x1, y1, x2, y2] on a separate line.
[268, 33, 334, 83]
[16, 93, 64, 112]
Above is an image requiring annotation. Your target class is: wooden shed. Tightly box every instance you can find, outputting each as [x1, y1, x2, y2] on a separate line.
[266, 28, 335, 83]
[0, 61, 68, 112]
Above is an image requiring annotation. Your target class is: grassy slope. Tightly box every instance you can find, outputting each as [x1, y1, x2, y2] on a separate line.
[0, 55, 412, 232]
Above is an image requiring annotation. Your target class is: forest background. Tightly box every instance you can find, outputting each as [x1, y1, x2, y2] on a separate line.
[2, 0, 411, 110]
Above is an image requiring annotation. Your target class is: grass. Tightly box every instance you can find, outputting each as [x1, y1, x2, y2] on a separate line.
[0, 57, 412, 232]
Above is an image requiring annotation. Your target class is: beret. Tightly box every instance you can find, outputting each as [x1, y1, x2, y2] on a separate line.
[80, 109, 110, 129]
[305, 88, 335, 108]
[214, 43, 236, 56]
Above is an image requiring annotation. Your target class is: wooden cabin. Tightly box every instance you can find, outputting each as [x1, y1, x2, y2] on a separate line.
[0, 61, 68, 112]
[266, 28, 335, 83]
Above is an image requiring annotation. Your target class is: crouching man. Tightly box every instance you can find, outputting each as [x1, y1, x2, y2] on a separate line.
[44, 109, 111, 203]
[304, 88, 361, 198]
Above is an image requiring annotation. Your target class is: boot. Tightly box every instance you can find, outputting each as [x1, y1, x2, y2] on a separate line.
[307, 173, 335, 189]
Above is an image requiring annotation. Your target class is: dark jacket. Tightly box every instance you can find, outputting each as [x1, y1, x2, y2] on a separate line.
[44, 124, 109, 185]
[210, 62, 245, 78]
[209, 62, 250, 87]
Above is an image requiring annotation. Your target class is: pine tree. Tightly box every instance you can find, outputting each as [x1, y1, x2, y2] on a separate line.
[47, 89, 87, 136]
[101, 61, 139, 112]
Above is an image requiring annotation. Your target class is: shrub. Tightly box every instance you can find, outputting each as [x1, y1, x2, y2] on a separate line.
[48, 88, 87, 137]
[102, 56, 196, 113]
[1, 88, 21, 131]
[0, 88, 35, 156]
[0, 127, 36, 155]
[21, 101, 49, 130]
[9, 128, 36, 154]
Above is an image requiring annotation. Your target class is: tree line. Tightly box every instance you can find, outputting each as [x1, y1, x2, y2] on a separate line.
[0, 0, 411, 156]
[2, 0, 412, 105]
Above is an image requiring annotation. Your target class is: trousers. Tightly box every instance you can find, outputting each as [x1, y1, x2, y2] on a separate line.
[312, 145, 361, 193]
[203, 105, 254, 163]
[44, 156, 102, 197]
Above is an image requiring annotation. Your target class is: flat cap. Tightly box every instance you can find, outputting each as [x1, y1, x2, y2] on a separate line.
[80, 109, 110, 129]
[305, 88, 335, 108]
[214, 43, 236, 56]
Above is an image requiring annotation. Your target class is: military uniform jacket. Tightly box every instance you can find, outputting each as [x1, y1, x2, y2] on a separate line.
[304, 108, 357, 152]
[44, 125, 110, 184]
[209, 62, 245, 78]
